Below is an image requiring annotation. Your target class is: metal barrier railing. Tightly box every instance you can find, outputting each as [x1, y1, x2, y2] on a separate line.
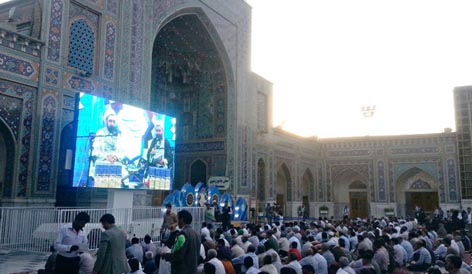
[0, 206, 204, 253]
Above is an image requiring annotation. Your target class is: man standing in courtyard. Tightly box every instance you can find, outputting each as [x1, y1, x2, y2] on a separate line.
[162, 209, 200, 274]
[92, 213, 130, 274]
[343, 205, 349, 219]
[54, 211, 90, 274]
[222, 202, 232, 231]
[265, 203, 273, 224]
[161, 203, 178, 242]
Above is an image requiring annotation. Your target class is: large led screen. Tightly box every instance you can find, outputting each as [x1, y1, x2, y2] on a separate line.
[73, 93, 175, 190]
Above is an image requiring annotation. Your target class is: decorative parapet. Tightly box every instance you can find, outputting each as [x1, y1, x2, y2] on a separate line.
[320, 132, 456, 150]
[390, 146, 439, 155]
[0, 27, 43, 57]
[327, 149, 371, 157]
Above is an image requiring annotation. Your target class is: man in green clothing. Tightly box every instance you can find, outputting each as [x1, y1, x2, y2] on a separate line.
[161, 209, 201, 274]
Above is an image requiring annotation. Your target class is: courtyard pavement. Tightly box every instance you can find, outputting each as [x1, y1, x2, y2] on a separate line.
[0, 250, 47, 274]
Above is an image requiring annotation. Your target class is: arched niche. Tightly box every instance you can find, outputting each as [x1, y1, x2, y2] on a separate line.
[257, 158, 266, 201]
[0, 118, 16, 200]
[332, 168, 368, 203]
[190, 159, 207, 186]
[276, 163, 291, 215]
[395, 167, 438, 217]
[151, 13, 230, 185]
[301, 168, 314, 217]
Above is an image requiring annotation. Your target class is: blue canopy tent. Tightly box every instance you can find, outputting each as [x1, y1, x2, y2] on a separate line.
[194, 182, 207, 207]
[219, 192, 234, 207]
[194, 182, 205, 193]
[163, 190, 182, 207]
[207, 185, 221, 206]
[233, 197, 248, 221]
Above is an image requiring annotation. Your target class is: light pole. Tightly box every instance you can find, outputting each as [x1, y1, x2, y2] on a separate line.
[361, 105, 376, 118]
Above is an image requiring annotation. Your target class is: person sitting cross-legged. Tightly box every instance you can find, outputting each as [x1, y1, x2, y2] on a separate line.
[127, 258, 144, 274]
[407, 239, 432, 272]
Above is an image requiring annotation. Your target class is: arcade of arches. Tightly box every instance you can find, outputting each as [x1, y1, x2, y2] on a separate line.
[254, 159, 448, 219]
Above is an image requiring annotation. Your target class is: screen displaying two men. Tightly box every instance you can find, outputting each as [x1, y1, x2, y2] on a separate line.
[73, 93, 176, 190]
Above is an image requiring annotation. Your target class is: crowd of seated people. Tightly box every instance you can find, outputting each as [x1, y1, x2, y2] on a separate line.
[39, 207, 472, 274]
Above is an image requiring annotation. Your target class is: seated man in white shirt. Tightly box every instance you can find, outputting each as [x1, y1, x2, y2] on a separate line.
[207, 249, 225, 274]
[434, 238, 448, 262]
[284, 253, 302, 274]
[232, 244, 259, 272]
[127, 258, 145, 274]
[79, 252, 95, 274]
[407, 240, 431, 272]
[302, 264, 315, 274]
[126, 237, 144, 263]
[245, 256, 260, 274]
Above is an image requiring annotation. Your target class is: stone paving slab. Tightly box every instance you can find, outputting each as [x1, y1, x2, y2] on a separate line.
[0, 250, 47, 274]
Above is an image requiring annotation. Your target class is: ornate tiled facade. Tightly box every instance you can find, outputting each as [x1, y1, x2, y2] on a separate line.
[0, 0, 465, 216]
[47, 0, 63, 62]
[36, 93, 57, 193]
[378, 161, 386, 201]
[0, 79, 35, 198]
[0, 53, 38, 79]
[106, 0, 118, 15]
[447, 159, 458, 201]
[103, 20, 116, 80]
[45, 67, 60, 86]
[129, 0, 143, 100]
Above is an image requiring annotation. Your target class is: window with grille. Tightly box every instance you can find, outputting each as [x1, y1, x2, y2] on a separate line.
[68, 19, 95, 74]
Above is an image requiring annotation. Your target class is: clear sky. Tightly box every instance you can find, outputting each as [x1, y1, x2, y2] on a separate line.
[2, 0, 471, 138]
[247, 0, 472, 138]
